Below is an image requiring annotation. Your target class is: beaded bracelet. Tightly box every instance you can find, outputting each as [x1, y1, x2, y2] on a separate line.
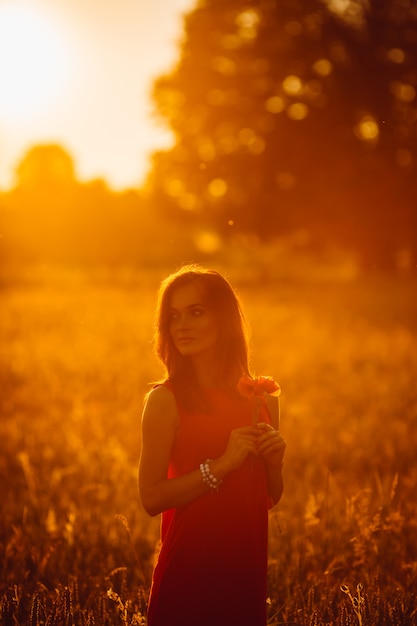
[199, 459, 222, 492]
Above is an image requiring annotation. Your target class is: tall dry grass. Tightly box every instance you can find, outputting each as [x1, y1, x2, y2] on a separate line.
[1, 267, 416, 624]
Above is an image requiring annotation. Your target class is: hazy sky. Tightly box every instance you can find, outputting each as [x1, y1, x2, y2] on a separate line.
[0, 0, 195, 190]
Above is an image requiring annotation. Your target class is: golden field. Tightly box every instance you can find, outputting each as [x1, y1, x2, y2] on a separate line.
[1, 267, 416, 625]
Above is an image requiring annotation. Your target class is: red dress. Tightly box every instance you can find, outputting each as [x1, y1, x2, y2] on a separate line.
[147, 384, 272, 626]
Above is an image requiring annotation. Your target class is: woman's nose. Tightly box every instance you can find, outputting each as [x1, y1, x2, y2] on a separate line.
[175, 313, 189, 329]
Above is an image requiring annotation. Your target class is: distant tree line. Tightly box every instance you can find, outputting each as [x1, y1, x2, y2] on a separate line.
[146, 0, 417, 270]
[0, 145, 195, 270]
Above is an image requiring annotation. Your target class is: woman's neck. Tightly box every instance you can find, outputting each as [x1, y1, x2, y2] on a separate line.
[190, 353, 219, 388]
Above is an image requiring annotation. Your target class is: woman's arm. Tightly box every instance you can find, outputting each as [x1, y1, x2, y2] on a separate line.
[138, 385, 206, 516]
[138, 385, 259, 516]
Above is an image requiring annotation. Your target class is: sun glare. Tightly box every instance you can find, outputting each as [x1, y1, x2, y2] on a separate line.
[0, 3, 73, 121]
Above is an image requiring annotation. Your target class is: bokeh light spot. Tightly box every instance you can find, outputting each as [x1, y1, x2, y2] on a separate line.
[313, 58, 333, 76]
[178, 193, 197, 211]
[248, 137, 265, 155]
[265, 96, 285, 113]
[194, 230, 222, 254]
[164, 178, 184, 197]
[390, 81, 416, 103]
[208, 178, 228, 198]
[236, 8, 261, 40]
[287, 102, 309, 121]
[282, 75, 303, 96]
[237, 127, 265, 154]
[236, 8, 260, 29]
[218, 134, 239, 154]
[212, 56, 237, 76]
[354, 116, 380, 142]
[238, 128, 257, 145]
[387, 48, 406, 64]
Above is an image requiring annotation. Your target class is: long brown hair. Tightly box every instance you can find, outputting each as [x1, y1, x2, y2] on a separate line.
[154, 265, 251, 410]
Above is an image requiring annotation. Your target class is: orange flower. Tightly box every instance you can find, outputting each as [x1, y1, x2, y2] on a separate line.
[237, 375, 281, 426]
[237, 375, 281, 399]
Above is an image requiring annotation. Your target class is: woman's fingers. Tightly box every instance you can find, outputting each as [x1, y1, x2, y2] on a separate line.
[258, 437, 285, 455]
[256, 426, 286, 457]
[222, 427, 259, 469]
[223, 425, 285, 471]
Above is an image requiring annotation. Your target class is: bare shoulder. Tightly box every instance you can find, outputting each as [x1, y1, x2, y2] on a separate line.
[142, 385, 179, 430]
[144, 384, 177, 412]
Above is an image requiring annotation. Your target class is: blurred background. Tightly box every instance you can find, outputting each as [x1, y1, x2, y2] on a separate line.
[1, 0, 417, 623]
[0, 0, 416, 275]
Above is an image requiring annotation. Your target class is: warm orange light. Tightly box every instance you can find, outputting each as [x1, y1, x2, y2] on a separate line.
[0, 4, 74, 121]
[248, 137, 265, 155]
[354, 116, 379, 142]
[212, 56, 237, 76]
[164, 178, 185, 197]
[235, 8, 261, 40]
[287, 103, 309, 121]
[282, 75, 303, 96]
[208, 178, 228, 198]
[221, 34, 241, 50]
[265, 96, 285, 114]
[387, 48, 406, 64]
[389, 81, 416, 103]
[238, 128, 257, 145]
[198, 140, 216, 162]
[237, 128, 265, 154]
[194, 230, 222, 253]
[312, 58, 333, 77]
[206, 89, 226, 106]
[178, 193, 197, 211]
[218, 134, 239, 154]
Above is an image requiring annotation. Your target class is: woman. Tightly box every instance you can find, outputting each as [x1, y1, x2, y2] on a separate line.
[139, 265, 286, 626]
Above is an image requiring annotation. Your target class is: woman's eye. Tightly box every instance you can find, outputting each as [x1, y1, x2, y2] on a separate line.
[192, 308, 204, 316]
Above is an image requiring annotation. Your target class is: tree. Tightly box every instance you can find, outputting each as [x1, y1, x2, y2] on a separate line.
[147, 0, 417, 269]
[14, 144, 76, 191]
[2, 145, 78, 264]
[0, 144, 197, 268]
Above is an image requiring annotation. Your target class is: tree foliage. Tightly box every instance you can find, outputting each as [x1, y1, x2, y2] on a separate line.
[0, 145, 194, 269]
[148, 0, 417, 268]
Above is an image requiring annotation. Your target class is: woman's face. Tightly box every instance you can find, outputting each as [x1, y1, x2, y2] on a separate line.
[168, 281, 219, 359]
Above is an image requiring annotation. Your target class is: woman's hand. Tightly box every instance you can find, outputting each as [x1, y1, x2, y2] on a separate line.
[218, 426, 260, 472]
[255, 422, 286, 467]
